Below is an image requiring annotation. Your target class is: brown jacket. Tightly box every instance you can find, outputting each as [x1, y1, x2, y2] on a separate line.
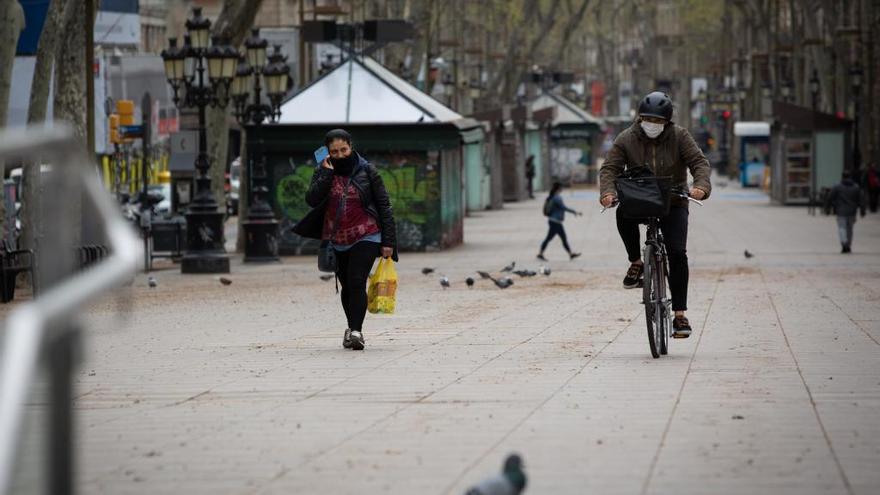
[599, 122, 712, 207]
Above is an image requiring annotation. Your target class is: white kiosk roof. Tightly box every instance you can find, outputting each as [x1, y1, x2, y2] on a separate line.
[530, 91, 602, 127]
[278, 56, 463, 125]
[734, 121, 771, 137]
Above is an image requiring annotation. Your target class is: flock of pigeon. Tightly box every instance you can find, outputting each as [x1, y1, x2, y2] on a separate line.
[423, 261, 551, 291]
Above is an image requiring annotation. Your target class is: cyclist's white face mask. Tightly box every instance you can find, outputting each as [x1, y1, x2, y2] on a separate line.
[640, 120, 665, 139]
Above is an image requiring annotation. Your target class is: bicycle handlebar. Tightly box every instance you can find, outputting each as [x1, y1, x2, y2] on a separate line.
[600, 189, 703, 213]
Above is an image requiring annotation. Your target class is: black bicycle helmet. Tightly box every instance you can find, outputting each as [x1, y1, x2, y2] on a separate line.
[638, 91, 673, 120]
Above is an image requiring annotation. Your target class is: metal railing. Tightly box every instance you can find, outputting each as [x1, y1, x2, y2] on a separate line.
[0, 127, 140, 494]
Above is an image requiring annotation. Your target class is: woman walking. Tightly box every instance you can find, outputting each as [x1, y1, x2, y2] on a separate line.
[537, 182, 582, 261]
[305, 129, 397, 350]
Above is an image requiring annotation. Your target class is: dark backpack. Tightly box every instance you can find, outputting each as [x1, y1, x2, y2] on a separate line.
[543, 197, 554, 216]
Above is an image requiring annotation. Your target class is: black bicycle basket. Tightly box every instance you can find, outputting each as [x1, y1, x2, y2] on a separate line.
[615, 167, 673, 218]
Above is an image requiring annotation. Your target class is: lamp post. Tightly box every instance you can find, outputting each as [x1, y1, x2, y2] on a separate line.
[232, 33, 291, 262]
[160, 8, 239, 274]
[809, 69, 820, 111]
[850, 64, 863, 176]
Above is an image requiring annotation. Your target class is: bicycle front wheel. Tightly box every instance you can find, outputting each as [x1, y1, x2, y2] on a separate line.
[643, 245, 660, 359]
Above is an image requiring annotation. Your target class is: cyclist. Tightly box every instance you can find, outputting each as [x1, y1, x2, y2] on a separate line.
[599, 91, 712, 338]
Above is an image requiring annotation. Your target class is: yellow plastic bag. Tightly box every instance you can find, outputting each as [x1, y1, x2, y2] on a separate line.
[367, 258, 397, 314]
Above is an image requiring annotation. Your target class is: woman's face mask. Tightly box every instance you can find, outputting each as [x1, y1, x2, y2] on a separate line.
[640, 120, 665, 139]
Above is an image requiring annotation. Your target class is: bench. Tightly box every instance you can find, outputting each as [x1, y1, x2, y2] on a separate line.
[1, 240, 35, 303]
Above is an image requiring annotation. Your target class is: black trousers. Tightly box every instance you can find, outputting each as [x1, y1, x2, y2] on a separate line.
[869, 189, 879, 213]
[540, 221, 571, 253]
[335, 241, 380, 331]
[616, 206, 689, 311]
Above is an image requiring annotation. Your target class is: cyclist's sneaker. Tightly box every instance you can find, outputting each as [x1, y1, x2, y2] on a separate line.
[349, 330, 365, 350]
[569, 252, 581, 260]
[342, 328, 352, 349]
[536, 253, 547, 261]
[672, 316, 692, 338]
[622, 262, 644, 289]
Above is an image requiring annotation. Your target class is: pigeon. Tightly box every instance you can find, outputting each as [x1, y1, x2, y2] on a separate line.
[744, 250, 754, 259]
[422, 267, 435, 275]
[489, 276, 514, 289]
[512, 270, 537, 278]
[464, 453, 527, 495]
[320, 274, 334, 281]
[148, 276, 157, 288]
[219, 277, 233, 286]
[539, 266, 551, 276]
[477, 270, 492, 280]
[466, 277, 475, 288]
[500, 261, 516, 273]
[440, 276, 450, 289]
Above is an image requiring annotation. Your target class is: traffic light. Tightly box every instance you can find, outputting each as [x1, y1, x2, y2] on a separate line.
[109, 114, 119, 144]
[116, 99, 135, 143]
[721, 110, 731, 120]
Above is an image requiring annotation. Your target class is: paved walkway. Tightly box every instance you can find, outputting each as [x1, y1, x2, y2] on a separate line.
[9, 182, 880, 494]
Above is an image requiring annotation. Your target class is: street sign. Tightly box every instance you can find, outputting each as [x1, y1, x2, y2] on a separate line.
[120, 125, 143, 137]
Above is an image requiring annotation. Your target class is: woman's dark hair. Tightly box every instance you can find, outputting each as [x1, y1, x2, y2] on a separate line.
[549, 181, 563, 198]
[324, 128, 352, 147]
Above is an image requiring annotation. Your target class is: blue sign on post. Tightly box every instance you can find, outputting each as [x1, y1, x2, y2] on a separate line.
[120, 125, 144, 137]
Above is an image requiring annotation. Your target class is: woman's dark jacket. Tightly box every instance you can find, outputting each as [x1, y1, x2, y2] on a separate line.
[293, 154, 398, 261]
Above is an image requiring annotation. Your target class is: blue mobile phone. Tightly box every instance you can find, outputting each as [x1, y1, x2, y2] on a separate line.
[314, 146, 329, 164]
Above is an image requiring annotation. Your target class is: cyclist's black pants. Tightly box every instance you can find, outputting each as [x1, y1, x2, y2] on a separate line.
[617, 206, 689, 311]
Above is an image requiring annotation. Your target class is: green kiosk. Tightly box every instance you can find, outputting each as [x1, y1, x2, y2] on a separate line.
[256, 55, 483, 254]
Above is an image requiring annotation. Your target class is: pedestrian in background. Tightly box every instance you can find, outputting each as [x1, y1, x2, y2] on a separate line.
[525, 155, 536, 199]
[305, 129, 398, 350]
[537, 181, 582, 261]
[861, 163, 879, 213]
[826, 170, 866, 253]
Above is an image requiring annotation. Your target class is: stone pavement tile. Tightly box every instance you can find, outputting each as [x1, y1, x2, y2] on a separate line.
[815, 400, 880, 493]
[80, 475, 258, 495]
[441, 336, 688, 494]
[261, 402, 536, 495]
[78, 396, 287, 479]
[646, 268, 851, 495]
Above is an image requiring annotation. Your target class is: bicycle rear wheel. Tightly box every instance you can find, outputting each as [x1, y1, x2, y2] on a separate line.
[643, 245, 660, 359]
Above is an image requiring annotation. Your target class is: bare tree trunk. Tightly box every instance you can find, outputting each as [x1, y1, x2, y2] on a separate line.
[0, 0, 25, 244]
[52, 0, 97, 247]
[21, 0, 70, 260]
[205, 0, 264, 252]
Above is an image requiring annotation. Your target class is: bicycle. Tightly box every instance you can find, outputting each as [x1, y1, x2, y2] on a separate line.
[602, 188, 702, 358]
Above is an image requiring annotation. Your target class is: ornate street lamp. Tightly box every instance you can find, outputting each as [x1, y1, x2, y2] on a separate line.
[850, 64, 863, 175]
[233, 32, 292, 262]
[809, 69, 820, 111]
[161, 7, 236, 273]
